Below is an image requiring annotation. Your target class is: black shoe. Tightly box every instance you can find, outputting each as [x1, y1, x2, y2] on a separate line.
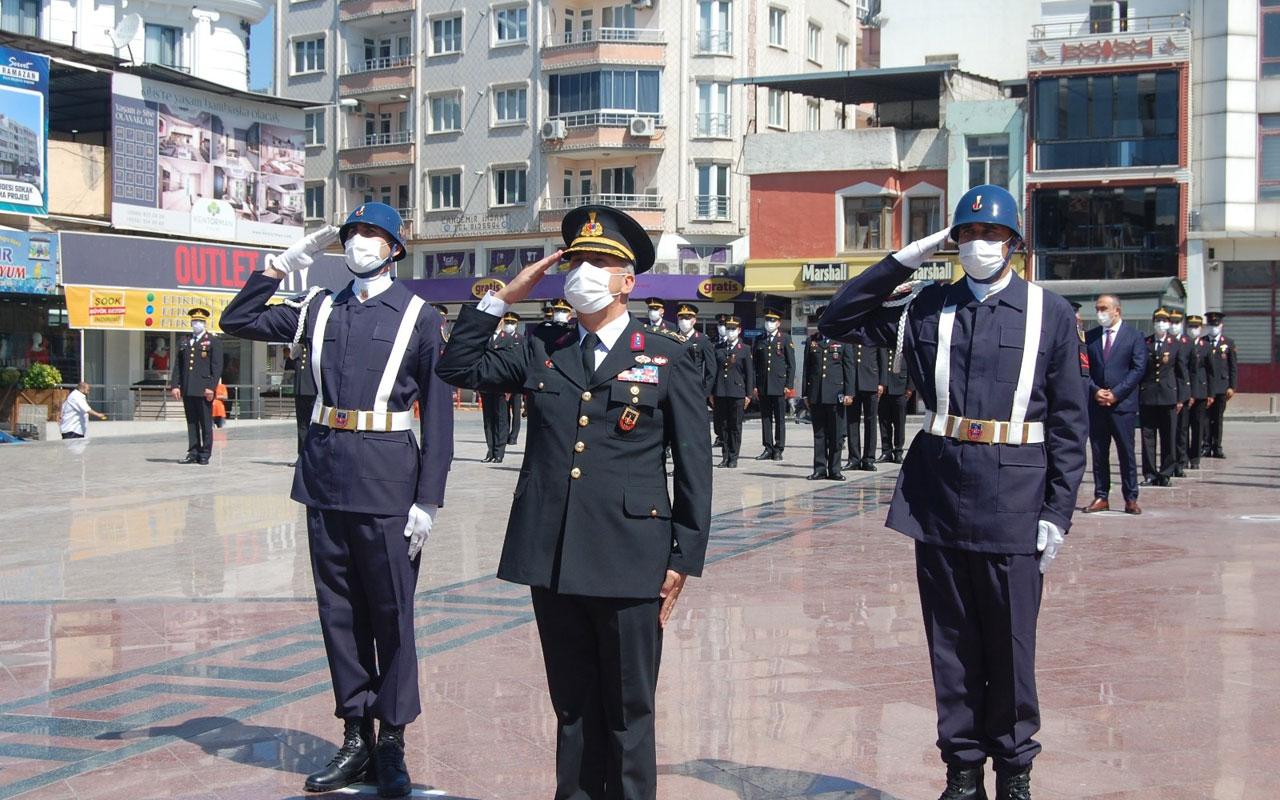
[771, 451, 784, 461]
[716, 458, 730, 468]
[197, 457, 210, 465]
[827, 470, 846, 481]
[373, 724, 411, 798]
[1139, 477, 1158, 486]
[481, 455, 494, 463]
[1155, 475, 1171, 487]
[842, 460, 859, 471]
[178, 454, 198, 464]
[995, 765, 1031, 800]
[1212, 449, 1226, 459]
[711, 438, 723, 448]
[755, 450, 774, 460]
[861, 459, 877, 472]
[305, 718, 373, 793]
[938, 763, 989, 800]
[892, 451, 904, 463]
[1188, 461, 1200, 469]
[493, 456, 504, 464]
[1173, 466, 1186, 478]
[806, 470, 828, 480]
[876, 453, 894, 463]
[507, 437, 518, 445]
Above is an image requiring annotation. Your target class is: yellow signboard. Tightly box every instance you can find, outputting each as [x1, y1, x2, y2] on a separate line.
[64, 286, 276, 333]
[697, 277, 743, 301]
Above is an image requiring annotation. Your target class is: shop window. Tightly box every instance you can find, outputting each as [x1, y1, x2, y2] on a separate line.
[1031, 185, 1179, 281]
[1032, 70, 1179, 169]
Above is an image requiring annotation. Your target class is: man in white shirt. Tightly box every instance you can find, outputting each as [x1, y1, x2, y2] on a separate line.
[60, 382, 106, 439]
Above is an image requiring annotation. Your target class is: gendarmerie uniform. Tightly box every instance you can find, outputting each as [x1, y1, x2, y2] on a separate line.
[1138, 313, 1186, 485]
[675, 303, 716, 395]
[878, 353, 914, 463]
[752, 310, 795, 460]
[1186, 315, 1210, 468]
[818, 254, 1087, 777]
[642, 297, 673, 330]
[221, 269, 453, 729]
[1169, 311, 1193, 473]
[435, 204, 712, 800]
[1201, 313, 1237, 459]
[480, 320, 522, 462]
[712, 321, 754, 467]
[170, 308, 223, 464]
[711, 314, 728, 446]
[284, 339, 317, 455]
[842, 342, 886, 469]
[802, 331, 855, 479]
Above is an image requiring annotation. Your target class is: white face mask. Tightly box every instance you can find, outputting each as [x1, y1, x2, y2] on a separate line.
[717, 324, 727, 338]
[764, 320, 779, 334]
[1097, 311, 1115, 327]
[1187, 326, 1201, 339]
[503, 323, 516, 334]
[563, 261, 621, 314]
[1154, 321, 1170, 335]
[726, 328, 740, 342]
[648, 309, 663, 323]
[957, 238, 1010, 282]
[1208, 324, 1222, 337]
[191, 321, 206, 335]
[1170, 323, 1183, 337]
[553, 311, 570, 324]
[344, 234, 390, 277]
[677, 318, 695, 334]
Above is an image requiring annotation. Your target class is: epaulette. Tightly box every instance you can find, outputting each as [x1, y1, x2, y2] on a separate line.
[645, 325, 689, 343]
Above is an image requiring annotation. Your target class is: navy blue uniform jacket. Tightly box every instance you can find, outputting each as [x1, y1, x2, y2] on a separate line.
[1138, 335, 1187, 406]
[221, 272, 453, 515]
[818, 256, 1088, 553]
[171, 332, 223, 396]
[436, 306, 712, 598]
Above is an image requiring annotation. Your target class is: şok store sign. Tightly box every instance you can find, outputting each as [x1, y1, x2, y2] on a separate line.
[110, 74, 307, 247]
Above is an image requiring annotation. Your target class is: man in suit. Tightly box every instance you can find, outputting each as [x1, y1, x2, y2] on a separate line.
[1184, 314, 1210, 468]
[752, 306, 795, 461]
[480, 313, 522, 463]
[877, 351, 914, 464]
[1202, 311, 1238, 458]
[802, 316, 855, 481]
[842, 342, 886, 472]
[221, 203, 454, 797]
[819, 185, 1087, 799]
[1138, 308, 1186, 487]
[169, 306, 223, 465]
[1083, 294, 1147, 515]
[436, 204, 711, 800]
[712, 316, 754, 468]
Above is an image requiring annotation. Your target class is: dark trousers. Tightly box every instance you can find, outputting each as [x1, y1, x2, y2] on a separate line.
[181, 395, 213, 459]
[1087, 406, 1138, 501]
[294, 394, 315, 454]
[843, 391, 878, 462]
[1188, 398, 1207, 464]
[878, 392, 908, 456]
[60, 431, 84, 439]
[1174, 403, 1190, 467]
[712, 395, 725, 442]
[810, 402, 843, 473]
[713, 396, 744, 461]
[307, 507, 421, 726]
[481, 391, 510, 459]
[758, 393, 786, 453]
[1205, 393, 1228, 453]
[915, 542, 1043, 774]
[508, 393, 522, 444]
[531, 588, 662, 800]
[1140, 403, 1177, 479]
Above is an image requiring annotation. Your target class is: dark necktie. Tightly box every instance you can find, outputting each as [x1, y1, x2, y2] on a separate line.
[581, 332, 600, 382]
[1103, 328, 1113, 361]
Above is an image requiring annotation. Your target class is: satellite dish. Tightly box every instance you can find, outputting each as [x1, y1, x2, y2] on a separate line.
[108, 13, 141, 51]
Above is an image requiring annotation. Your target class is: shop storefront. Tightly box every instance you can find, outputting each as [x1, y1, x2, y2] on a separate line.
[0, 230, 76, 383]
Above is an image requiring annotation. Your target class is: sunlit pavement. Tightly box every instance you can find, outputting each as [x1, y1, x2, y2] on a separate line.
[0, 413, 1278, 799]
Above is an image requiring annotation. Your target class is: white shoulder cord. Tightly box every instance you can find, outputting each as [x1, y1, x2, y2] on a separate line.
[280, 286, 325, 347]
[882, 280, 928, 374]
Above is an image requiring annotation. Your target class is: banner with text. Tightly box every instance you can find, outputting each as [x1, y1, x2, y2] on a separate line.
[0, 229, 57, 294]
[0, 45, 49, 217]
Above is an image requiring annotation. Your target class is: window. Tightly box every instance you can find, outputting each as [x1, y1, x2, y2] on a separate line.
[836, 38, 849, 70]
[0, 0, 40, 36]
[768, 7, 786, 48]
[304, 111, 324, 146]
[432, 15, 462, 55]
[548, 70, 662, 115]
[696, 0, 731, 54]
[967, 135, 1009, 189]
[1031, 185, 1179, 280]
[494, 6, 528, 44]
[1264, 0, 1280, 78]
[1088, 3, 1114, 33]
[696, 81, 730, 137]
[695, 163, 730, 219]
[494, 86, 528, 124]
[429, 92, 462, 133]
[843, 196, 893, 250]
[304, 185, 325, 220]
[429, 171, 461, 210]
[807, 23, 821, 63]
[1260, 114, 1280, 200]
[600, 166, 635, 197]
[145, 24, 183, 69]
[1032, 70, 1179, 169]
[493, 167, 527, 206]
[907, 196, 940, 242]
[767, 89, 788, 129]
[579, 169, 594, 197]
[807, 100, 821, 131]
[293, 36, 325, 74]
[602, 4, 635, 32]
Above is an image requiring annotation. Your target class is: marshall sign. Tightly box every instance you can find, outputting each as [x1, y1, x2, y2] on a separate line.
[801, 262, 849, 286]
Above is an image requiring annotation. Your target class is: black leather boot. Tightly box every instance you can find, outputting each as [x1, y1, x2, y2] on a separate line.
[995, 766, 1031, 800]
[374, 723, 411, 798]
[304, 718, 373, 792]
[938, 763, 989, 800]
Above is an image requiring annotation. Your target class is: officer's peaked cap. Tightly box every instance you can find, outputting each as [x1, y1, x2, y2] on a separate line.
[560, 204, 655, 273]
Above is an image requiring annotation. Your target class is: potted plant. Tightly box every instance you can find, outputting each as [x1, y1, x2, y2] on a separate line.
[14, 363, 67, 422]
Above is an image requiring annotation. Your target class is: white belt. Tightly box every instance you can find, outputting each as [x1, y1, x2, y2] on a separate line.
[921, 410, 1045, 445]
[312, 404, 414, 432]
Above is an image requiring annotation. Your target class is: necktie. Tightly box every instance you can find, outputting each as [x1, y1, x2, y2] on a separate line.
[1103, 328, 1113, 361]
[581, 332, 600, 382]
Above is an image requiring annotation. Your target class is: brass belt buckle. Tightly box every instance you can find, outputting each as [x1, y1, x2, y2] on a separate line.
[963, 418, 998, 444]
[330, 408, 357, 431]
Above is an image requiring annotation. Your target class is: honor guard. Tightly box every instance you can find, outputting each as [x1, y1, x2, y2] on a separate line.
[221, 203, 454, 798]
[752, 307, 795, 460]
[877, 349, 914, 463]
[802, 314, 855, 480]
[819, 185, 1087, 799]
[169, 306, 223, 465]
[841, 342, 886, 472]
[1138, 308, 1186, 487]
[712, 315, 754, 467]
[643, 297, 672, 329]
[436, 204, 712, 800]
[675, 303, 717, 394]
[1184, 314, 1210, 468]
[1201, 311, 1237, 458]
[480, 312, 523, 462]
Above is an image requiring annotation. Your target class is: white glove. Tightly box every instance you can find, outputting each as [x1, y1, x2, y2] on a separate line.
[1036, 519, 1065, 574]
[267, 224, 340, 274]
[892, 227, 951, 269]
[403, 503, 437, 560]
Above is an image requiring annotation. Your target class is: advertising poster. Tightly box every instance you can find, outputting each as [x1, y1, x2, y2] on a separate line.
[0, 229, 57, 294]
[110, 73, 306, 247]
[0, 45, 49, 216]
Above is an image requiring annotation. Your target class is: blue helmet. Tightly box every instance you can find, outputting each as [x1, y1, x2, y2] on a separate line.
[950, 184, 1022, 243]
[339, 202, 407, 261]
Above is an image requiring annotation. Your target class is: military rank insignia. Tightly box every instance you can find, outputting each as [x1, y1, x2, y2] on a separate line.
[630, 332, 645, 350]
[619, 406, 639, 432]
[582, 212, 603, 237]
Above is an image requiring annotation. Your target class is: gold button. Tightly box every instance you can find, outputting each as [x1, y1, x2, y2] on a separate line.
[630, 385, 640, 395]
[571, 467, 582, 479]
[538, 381, 545, 390]
[574, 441, 585, 453]
[579, 415, 589, 427]
[582, 391, 592, 401]
[649, 508, 657, 517]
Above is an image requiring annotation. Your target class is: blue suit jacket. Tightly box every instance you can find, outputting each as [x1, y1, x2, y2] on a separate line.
[1085, 322, 1146, 415]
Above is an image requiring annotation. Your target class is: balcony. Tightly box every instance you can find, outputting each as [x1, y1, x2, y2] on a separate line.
[332, 207, 415, 238]
[1027, 14, 1190, 71]
[693, 195, 732, 221]
[540, 114, 665, 160]
[339, 0, 414, 23]
[541, 28, 665, 70]
[543, 193, 664, 212]
[694, 30, 732, 56]
[338, 56, 415, 100]
[693, 113, 732, 139]
[338, 132, 414, 171]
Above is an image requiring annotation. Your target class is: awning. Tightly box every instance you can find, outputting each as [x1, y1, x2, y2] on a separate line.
[731, 64, 995, 105]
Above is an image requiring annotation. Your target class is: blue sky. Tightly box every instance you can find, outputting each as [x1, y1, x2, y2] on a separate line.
[248, 7, 274, 94]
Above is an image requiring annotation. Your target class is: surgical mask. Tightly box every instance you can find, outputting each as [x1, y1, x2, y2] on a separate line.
[191, 321, 206, 335]
[503, 323, 516, 334]
[957, 238, 1010, 282]
[553, 311, 570, 324]
[648, 309, 663, 323]
[1208, 324, 1222, 337]
[717, 324, 727, 338]
[764, 320, 780, 333]
[1154, 321, 1169, 335]
[726, 328, 740, 342]
[344, 234, 390, 277]
[677, 318, 695, 334]
[1170, 323, 1183, 337]
[1187, 327, 1201, 339]
[563, 261, 621, 314]
[1097, 311, 1115, 327]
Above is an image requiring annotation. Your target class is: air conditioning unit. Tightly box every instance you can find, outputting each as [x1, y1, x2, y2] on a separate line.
[349, 173, 371, 190]
[631, 0, 653, 7]
[349, 100, 365, 114]
[629, 116, 656, 137]
[540, 119, 567, 140]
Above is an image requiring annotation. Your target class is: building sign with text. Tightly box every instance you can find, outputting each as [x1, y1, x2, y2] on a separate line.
[0, 229, 57, 294]
[0, 45, 49, 217]
[800, 262, 849, 287]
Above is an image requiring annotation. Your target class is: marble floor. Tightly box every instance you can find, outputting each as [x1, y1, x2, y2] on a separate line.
[0, 415, 1277, 800]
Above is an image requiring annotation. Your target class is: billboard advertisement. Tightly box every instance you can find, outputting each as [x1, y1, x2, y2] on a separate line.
[0, 45, 49, 217]
[0, 229, 57, 294]
[110, 73, 306, 247]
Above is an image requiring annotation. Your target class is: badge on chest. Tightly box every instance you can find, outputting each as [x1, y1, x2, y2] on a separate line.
[617, 365, 660, 384]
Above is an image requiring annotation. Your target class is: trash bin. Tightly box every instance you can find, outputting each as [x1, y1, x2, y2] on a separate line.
[16, 404, 46, 441]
